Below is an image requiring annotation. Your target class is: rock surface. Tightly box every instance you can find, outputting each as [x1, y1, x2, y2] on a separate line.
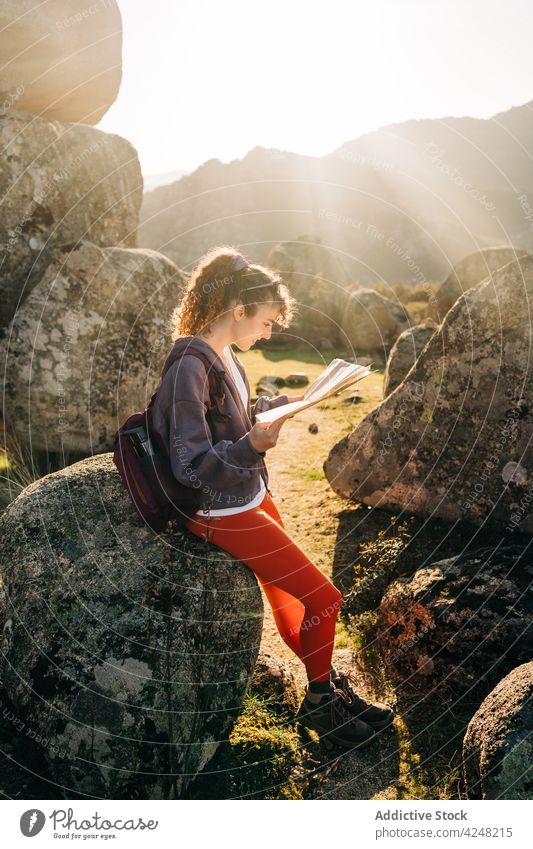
[340, 287, 414, 356]
[0, 1, 122, 124]
[462, 662, 533, 799]
[376, 545, 533, 701]
[267, 236, 350, 348]
[0, 453, 264, 799]
[383, 319, 438, 396]
[324, 254, 533, 535]
[0, 110, 142, 328]
[250, 653, 301, 714]
[2, 241, 186, 455]
[427, 247, 530, 323]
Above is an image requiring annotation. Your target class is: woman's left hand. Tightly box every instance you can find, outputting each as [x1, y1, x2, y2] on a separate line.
[286, 392, 305, 403]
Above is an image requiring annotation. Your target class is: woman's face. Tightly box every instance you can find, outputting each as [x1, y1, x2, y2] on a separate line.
[231, 301, 281, 350]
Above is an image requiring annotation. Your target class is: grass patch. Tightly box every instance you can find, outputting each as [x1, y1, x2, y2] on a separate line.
[0, 432, 56, 514]
[185, 689, 303, 800]
[297, 468, 324, 481]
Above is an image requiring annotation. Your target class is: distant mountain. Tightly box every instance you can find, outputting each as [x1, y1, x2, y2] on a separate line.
[142, 168, 189, 192]
[139, 101, 533, 284]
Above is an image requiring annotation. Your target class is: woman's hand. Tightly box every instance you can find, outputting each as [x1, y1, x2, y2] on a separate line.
[286, 392, 305, 402]
[248, 415, 291, 453]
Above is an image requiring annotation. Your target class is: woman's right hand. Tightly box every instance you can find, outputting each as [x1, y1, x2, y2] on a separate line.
[248, 415, 291, 453]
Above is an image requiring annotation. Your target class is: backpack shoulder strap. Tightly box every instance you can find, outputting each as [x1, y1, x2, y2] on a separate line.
[148, 347, 225, 410]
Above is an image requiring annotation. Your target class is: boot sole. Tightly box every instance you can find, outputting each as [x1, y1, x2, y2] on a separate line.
[296, 714, 377, 749]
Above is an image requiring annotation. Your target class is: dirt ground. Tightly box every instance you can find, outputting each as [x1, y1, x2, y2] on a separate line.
[238, 349, 411, 799]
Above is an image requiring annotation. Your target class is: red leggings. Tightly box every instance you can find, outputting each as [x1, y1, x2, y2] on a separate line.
[186, 490, 342, 682]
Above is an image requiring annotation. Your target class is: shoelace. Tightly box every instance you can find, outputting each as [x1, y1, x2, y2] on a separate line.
[334, 671, 372, 713]
[329, 687, 357, 725]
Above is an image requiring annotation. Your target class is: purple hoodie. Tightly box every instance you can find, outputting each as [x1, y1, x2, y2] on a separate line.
[149, 336, 290, 513]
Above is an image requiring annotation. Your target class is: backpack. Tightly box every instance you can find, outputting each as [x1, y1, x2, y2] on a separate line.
[112, 347, 228, 533]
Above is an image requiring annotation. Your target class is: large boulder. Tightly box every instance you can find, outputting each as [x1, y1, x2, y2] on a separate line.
[268, 235, 349, 287]
[339, 287, 414, 356]
[462, 662, 533, 799]
[2, 241, 186, 455]
[0, 454, 264, 799]
[427, 247, 530, 323]
[324, 254, 533, 535]
[376, 545, 533, 702]
[0, 1, 122, 124]
[266, 236, 350, 348]
[0, 110, 143, 328]
[383, 318, 438, 396]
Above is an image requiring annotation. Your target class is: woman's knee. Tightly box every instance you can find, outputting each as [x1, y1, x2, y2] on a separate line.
[303, 582, 342, 619]
[327, 584, 343, 614]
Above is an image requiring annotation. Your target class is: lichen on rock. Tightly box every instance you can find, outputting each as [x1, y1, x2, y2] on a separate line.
[0, 453, 264, 799]
[325, 254, 533, 535]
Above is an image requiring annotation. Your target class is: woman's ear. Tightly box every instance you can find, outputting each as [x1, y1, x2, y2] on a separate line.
[232, 303, 246, 322]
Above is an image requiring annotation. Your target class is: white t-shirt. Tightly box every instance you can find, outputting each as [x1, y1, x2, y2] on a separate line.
[194, 344, 266, 516]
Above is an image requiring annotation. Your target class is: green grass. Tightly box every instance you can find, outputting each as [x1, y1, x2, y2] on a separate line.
[297, 468, 324, 481]
[0, 435, 56, 514]
[185, 689, 303, 799]
[405, 300, 430, 324]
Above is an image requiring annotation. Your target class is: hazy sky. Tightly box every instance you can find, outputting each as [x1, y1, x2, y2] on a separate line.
[96, 0, 533, 178]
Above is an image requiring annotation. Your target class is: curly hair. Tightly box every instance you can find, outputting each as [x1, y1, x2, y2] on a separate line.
[169, 244, 298, 340]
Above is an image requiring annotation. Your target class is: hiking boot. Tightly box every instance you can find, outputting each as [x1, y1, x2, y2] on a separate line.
[332, 669, 394, 730]
[295, 686, 376, 749]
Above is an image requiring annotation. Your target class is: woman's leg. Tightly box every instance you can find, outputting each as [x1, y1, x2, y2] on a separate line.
[188, 491, 308, 660]
[252, 492, 306, 660]
[186, 496, 342, 683]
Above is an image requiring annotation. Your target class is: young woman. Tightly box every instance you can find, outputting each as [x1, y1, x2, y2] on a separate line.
[154, 245, 394, 749]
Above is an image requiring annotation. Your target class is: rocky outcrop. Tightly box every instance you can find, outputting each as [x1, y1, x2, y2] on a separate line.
[268, 235, 349, 289]
[0, 454, 264, 799]
[376, 546, 533, 701]
[383, 319, 438, 396]
[2, 241, 186, 455]
[0, 110, 142, 328]
[0, 1, 122, 124]
[267, 236, 350, 348]
[340, 288, 413, 356]
[462, 662, 533, 799]
[427, 247, 530, 323]
[324, 254, 533, 535]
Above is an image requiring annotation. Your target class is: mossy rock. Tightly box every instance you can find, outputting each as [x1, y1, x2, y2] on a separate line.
[0, 107, 140, 331]
[383, 320, 437, 396]
[0, 453, 263, 799]
[186, 691, 303, 799]
[249, 652, 301, 715]
[461, 662, 533, 799]
[340, 288, 414, 355]
[325, 254, 533, 535]
[2, 240, 185, 454]
[376, 545, 533, 703]
[427, 248, 531, 323]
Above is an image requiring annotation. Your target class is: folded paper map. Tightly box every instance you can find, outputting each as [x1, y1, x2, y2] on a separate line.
[255, 358, 374, 425]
